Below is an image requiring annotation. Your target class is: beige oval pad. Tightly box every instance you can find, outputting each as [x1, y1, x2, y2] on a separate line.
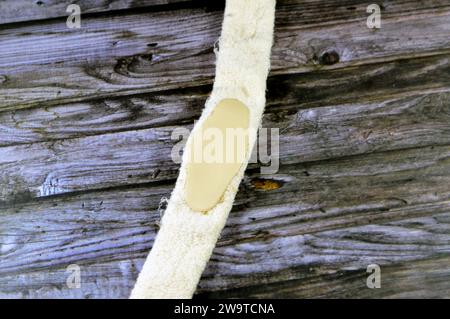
[185, 99, 250, 212]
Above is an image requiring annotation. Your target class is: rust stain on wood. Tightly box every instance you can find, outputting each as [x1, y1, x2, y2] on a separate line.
[251, 178, 283, 191]
[1, 0, 450, 299]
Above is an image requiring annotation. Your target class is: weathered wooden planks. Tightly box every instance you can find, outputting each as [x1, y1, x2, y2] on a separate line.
[0, 146, 450, 297]
[1, 0, 448, 27]
[1, 53, 450, 147]
[0, 2, 449, 112]
[1, 53, 450, 205]
[199, 255, 450, 298]
[1, 0, 450, 300]
[0, 145, 449, 298]
[3, 251, 450, 298]
[0, 0, 194, 25]
[1, 72, 450, 204]
[0, 86, 208, 147]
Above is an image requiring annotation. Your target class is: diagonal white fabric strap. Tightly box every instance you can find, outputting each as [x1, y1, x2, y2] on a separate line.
[130, 0, 276, 299]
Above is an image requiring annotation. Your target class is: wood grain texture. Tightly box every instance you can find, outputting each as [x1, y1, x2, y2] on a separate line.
[1, 53, 450, 147]
[0, 145, 449, 298]
[2, 85, 450, 204]
[1, 0, 450, 299]
[0, 0, 193, 25]
[0, 1, 450, 112]
[1, 0, 448, 27]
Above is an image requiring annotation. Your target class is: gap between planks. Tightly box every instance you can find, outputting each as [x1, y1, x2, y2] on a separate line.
[0, 2, 449, 112]
[0, 52, 449, 147]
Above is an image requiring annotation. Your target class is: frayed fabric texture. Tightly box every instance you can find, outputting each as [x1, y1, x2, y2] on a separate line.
[130, 0, 276, 299]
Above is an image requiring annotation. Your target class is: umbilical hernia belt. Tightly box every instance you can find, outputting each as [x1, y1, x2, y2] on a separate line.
[130, 0, 276, 299]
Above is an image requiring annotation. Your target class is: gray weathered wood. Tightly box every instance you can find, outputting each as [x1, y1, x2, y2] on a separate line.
[2, 87, 450, 204]
[199, 255, 450, 299]
[0, 0, 193, 25]
[0, 2, 449, 112]
[1, 0, 450, 299]
[1, 53, 450, 147]
[0, 145, 449, 298]
[1, 0, 448, 27]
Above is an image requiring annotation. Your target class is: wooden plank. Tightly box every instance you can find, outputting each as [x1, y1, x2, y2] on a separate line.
[0, 0, 193, 25]
[198, 255, 450, 299]
[1, 0, 450, 299]
[0, 88, 449, 204]
[0, 86, 209, 147]
[1, 145, 449, 298]
[1, 0, 447, 28]
[1, 53, 450, 147]
[0, 2, 449, 112]
[2, 79, 450, 204]
[2, 252, 450, 298]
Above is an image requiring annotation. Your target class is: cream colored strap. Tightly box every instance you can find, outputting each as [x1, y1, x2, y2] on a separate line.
[130, 0, 276, 299]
